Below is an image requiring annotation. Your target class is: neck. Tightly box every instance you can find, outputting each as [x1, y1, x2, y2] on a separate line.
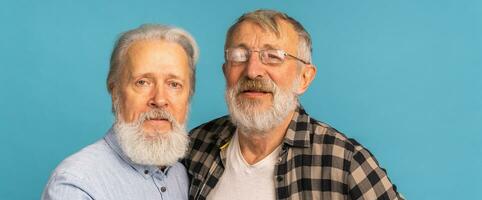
[237, 111, 294, 165]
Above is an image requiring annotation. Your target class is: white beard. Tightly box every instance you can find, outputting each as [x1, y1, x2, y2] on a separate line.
[113, 109, 189, 167]
[225, 77, 299, 136]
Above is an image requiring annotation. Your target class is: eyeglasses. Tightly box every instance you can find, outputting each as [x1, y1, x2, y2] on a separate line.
[225, 48, 310, 65]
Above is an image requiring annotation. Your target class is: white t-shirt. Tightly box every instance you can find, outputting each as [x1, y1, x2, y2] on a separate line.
[207, 131, 281, 200]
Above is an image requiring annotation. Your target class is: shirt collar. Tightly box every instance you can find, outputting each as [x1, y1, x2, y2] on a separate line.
[104, 127, 171, 179]
[206, 117, 236, 149]
[215, 105, 312, 149]
[282, 105, 312, 148]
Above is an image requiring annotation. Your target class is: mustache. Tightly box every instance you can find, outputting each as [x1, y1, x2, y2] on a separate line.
[138, 109, 175, 124]
[237, 78, 276, 93]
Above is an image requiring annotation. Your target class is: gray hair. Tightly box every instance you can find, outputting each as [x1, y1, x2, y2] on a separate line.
[225, 9, 312, 65]
[107, 24, 199, 99]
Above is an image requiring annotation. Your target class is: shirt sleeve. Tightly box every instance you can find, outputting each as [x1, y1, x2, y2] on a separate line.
[346, 147, 404, 200]
[41, 172, 94, 200]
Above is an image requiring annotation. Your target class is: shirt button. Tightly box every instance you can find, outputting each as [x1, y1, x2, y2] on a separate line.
[160, 186, 167, 192]
[144, 170, 149, 174]
[276, 176, 283, 182]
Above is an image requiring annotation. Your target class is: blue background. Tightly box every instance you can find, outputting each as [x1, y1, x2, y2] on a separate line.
[1, 0, 481, 199]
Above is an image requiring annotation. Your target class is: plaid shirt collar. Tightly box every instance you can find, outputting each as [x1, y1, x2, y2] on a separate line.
[283, 106, 311, 148]
[212, 105, 312, 149]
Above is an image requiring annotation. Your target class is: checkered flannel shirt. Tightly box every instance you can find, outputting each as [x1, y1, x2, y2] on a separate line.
[184, 106, 404, 200]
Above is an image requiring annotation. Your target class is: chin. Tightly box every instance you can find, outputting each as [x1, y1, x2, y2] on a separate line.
[115, 120, 189, 166]
[142, 129, 171, 140]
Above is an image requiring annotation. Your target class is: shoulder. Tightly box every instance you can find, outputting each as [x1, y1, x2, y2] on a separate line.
[48, 139, 118, 182]
[190, 115, 231, 139]
[168, 162, 189, 182]
[188, 115, 234, 151]
[307, 116, 379, 166]
[187, 115, 231, 155]
[184, 116, 233, 174]
[42, 139, 116, 199]
[307, 116, 402, 199]
[308, 117, 361, 153]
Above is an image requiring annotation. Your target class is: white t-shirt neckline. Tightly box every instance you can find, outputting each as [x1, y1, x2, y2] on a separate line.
[206, 130, 281, 200]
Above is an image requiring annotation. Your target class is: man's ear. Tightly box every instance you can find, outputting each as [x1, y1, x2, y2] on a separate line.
[296, 64, 317, 94]
[222, 63, 227, 77]
[111, 90, 118, 103]
[110, 87, 118, 114]
[108, 83, 115, 97]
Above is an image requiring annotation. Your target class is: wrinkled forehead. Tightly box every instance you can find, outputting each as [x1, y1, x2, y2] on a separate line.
[226, 19, 299, 51]
[120, 40, 191, 82]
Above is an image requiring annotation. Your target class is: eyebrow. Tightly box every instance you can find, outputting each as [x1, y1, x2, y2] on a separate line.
[230, 43, 281, 50]
[231, 43, 249, 49]
[165, 73, 183, 81]
[129, 72, 184, 81]
[129, 72, 152, 80]
[262, 44, 279, 50]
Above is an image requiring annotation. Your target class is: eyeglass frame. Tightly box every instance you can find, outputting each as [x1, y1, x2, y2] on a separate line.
[224, 47, 311, 65]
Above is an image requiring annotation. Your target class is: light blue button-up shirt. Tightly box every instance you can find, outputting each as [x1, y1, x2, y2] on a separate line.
[42, 128, 188, 200]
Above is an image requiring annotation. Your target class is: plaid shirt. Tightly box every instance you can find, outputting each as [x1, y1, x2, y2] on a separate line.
[184, 106, 404, 200]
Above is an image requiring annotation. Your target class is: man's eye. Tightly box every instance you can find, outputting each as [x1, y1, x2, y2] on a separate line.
[168, 82, 182, 89]
[227, 48, 249, 63]
[267, 53, 282, 59]
[135, 79, 150, 86]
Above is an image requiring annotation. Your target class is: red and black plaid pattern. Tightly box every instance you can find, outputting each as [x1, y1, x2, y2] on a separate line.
[184, 106, 404, 200]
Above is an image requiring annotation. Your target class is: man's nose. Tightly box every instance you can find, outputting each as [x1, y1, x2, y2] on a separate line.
[245, 51, 267, 79]
[148, 85, 168, 108]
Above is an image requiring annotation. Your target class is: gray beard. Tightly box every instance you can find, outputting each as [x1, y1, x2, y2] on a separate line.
[113, 109, 189, 167]
[225, 78, 299, 136]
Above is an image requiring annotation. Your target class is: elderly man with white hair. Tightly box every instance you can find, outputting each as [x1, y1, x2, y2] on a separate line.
[42, 24, 199, 200]
[185, 9, 404, 200]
